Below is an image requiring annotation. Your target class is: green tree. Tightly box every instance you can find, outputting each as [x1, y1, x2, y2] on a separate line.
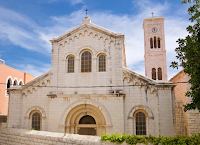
[170, 0, 200, 111]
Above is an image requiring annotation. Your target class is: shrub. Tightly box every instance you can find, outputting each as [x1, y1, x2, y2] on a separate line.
[101, 133, 200, 145]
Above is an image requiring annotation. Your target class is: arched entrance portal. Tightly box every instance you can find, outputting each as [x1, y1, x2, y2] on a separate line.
[65, 104, 106, 136]
[78, 115, 96, 135]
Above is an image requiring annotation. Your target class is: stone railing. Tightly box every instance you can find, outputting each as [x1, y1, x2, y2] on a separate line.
[0, 128, 116, 145]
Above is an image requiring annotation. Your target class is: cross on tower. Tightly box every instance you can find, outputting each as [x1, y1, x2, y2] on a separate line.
[151, 12, 154, 17]
[85, 8, 88, 17]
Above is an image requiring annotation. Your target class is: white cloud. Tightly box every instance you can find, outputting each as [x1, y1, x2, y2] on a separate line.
[70, 0, 83, 5]
[13, 63, 51, 78]
[0, 7, 51, 54]
[40, 0, 83, 5]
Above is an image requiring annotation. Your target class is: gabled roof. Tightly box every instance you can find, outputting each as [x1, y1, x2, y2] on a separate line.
[22, 70, 51, 89]
[123, 67, 175, 86]
[49, 17, 124, 43]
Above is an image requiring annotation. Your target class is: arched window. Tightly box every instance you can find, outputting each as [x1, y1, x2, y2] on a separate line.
[13, 80, 18, 86]
[19, 81, 23, 86]
[136, 112, 146, 135]
[32, 112, 41, 130]
[99, 55, 106, 72]
[150, 38, 153, 49]
[81, 51, 92, 72]
[6, 78, 12, 95]
[154, 36, 157, 48]
[158, 68, 162, 80]
[67, 56, 74, 73]
[7, 79, 11, 89]
[157, 37, 161, 48]
[152, 68, 156, 80]
[79, 115, 96, 124]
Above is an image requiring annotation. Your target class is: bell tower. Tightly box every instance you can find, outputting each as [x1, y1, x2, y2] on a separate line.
[143, 16, 168, 81]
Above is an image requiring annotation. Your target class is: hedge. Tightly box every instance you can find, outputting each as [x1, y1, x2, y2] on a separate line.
[101, 132, 200, 145]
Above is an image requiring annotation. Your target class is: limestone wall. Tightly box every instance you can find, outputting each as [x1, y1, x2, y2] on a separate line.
[50, 19, 125, 95]
[123, 70, 175, 137]
[0, 128, 135, 145]
[170, 70, 200, 135]
[175, 101, 185, 135]
[8, 78, 125, 135]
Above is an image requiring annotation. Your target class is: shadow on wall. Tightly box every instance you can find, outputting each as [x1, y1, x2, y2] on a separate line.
[0, 115, 7, 123]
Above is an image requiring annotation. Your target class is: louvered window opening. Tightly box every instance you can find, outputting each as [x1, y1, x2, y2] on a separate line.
[150, 38, 153, 49]
[99, 55, 106, 72]
[32, 112, 41, 130]
[152, 68, 156, 80]
[150, 37, 161, 48]
[136, 112, 146, 135]
[81, 51, 92, 72]
[154, 36, 157, 48]
[68, 57, 74, 73]
[158, 68, 162, 80]
[158, 38, 161, 48]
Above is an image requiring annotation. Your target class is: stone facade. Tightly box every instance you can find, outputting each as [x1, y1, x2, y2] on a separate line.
[7, 17, 175, 137]
[170, 70, 200, 135]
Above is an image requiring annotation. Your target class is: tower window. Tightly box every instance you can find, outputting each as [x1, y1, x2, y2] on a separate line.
[154, 36, 157, 48]
[158, 37, 161, 48]
[152, 68, 156, 80]
[150, 38, 153, 49]
[158, 68, 162, 80]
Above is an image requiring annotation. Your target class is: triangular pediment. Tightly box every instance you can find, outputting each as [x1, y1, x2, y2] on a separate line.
[49, 18, 124, 43]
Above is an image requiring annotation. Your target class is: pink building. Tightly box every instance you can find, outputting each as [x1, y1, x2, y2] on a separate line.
[0, 59, 34, 115]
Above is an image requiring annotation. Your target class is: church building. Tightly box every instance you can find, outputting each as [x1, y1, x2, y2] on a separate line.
[7, 16, 176, 137]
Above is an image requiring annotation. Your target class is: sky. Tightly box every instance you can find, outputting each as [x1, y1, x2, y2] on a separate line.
[0, 0, 192, 79]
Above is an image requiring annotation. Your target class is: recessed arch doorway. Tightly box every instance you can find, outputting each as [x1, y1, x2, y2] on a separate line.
[78, 115, 96, 135]
[65, 104, 107, 136]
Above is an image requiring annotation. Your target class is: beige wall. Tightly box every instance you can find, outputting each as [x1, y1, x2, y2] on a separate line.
[8, 69, 175, 137]
[7, 17, 175, 137]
